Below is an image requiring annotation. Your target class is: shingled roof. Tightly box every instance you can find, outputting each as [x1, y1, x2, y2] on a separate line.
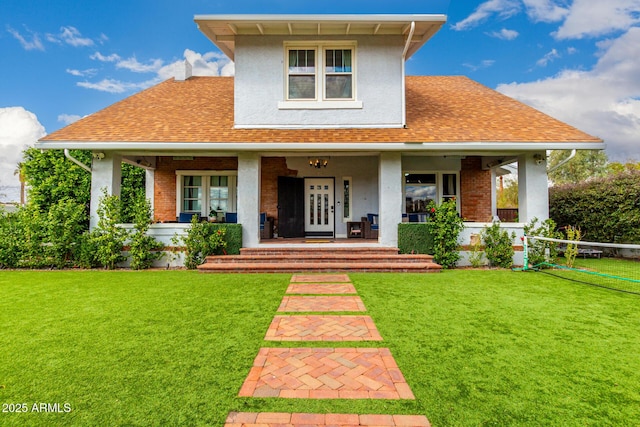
[40, 76, 601, 145]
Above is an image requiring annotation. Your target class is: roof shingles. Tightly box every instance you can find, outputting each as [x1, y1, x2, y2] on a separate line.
[41, 76, 601, 144]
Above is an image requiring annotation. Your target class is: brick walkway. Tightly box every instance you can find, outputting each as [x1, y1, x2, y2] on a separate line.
[238, 347, 414, 399]
[286, 283, 357, 294]
[278, 296, 366, 312]
[265, 315, 382, 341]
[227, 273, 429, 426]
[225, 412, 431, 426]
[290, 273, 351, 283]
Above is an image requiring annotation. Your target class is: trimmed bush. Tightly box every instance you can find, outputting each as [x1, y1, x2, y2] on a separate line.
[482, 222, 515, 268]
[398, 223, 435, 255]
[208, 223, 242, 255]
[550, 170, 640, 243]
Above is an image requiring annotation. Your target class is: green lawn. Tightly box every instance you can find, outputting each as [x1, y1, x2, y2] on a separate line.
[1, 270, 638, 426]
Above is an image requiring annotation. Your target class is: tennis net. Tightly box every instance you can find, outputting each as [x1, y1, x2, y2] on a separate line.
[525, 236, 640, 295]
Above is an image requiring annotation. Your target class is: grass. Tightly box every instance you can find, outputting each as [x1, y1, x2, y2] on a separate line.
[0, 270, 639, 426]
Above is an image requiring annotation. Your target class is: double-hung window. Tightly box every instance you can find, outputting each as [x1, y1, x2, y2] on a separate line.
[176, 171, 237, 219]
[404, 172, 460, 215]
[283, 42, 359, 108]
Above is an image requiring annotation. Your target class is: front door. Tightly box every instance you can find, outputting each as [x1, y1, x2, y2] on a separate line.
[277, 176, 305, 238]
[304, 178, 334, 237]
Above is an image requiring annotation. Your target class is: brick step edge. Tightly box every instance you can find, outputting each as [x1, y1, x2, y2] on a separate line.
[204, 254, 434, 263]
[198, 261, 441, 272]
[240, 248, 402, 255]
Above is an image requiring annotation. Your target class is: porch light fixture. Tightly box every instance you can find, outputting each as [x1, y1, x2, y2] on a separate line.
[309, 158, 329, 168]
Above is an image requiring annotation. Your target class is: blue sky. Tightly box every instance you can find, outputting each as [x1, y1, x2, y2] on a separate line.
[1, 0, 639, 201]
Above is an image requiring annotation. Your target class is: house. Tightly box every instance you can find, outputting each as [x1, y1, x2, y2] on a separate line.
[36, 14, 603, 265]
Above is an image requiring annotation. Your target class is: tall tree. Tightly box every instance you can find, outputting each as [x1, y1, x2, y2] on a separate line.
[548, 150, 608, 185]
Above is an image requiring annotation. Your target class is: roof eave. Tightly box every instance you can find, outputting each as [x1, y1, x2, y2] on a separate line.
[34, 140, 606, 152]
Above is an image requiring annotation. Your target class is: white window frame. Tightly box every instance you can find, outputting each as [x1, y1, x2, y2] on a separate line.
[279, 41, 362, 110]
[403, 171, 461, 213]
[175, 170, 238, 219]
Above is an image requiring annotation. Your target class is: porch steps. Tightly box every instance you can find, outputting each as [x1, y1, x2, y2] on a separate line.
[198, 247, 441, 273]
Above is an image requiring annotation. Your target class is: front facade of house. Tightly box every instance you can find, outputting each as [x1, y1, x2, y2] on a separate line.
[37, 14, 603, 264]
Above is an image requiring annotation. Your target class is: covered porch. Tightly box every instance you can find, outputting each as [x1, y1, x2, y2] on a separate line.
[89, 149, 550, 254]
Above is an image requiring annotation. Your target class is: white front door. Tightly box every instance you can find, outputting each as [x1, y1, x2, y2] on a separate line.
[304, 178, 334, 236]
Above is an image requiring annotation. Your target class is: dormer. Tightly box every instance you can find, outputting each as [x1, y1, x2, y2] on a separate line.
[194, 14, 446, 129]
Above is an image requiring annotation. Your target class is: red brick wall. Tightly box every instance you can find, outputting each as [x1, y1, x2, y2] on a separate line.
[260, 157, 298, 227]
[153, 156, 238, 222]
[460, 157, 492, 222]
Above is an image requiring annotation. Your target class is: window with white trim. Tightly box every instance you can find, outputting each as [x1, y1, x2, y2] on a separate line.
[284, 42, 356, 104]
[404, 172, 459, 215]
[342, 176, 352, 222]
[176, 171, 237, 219]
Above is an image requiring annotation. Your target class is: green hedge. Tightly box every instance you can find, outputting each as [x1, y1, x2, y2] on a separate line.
[550, 171, 640, 243]
[207, 223, 242, 255]
[398, 223, 435, 255]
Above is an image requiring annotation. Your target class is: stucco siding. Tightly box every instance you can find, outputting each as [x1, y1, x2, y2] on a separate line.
[234, 35, 404, 128]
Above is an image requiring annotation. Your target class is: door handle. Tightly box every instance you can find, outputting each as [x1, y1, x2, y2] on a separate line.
[331, 206, 334, 213]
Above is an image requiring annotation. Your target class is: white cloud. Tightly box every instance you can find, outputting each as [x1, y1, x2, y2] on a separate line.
[555, 0, 640, 39]
[59, 26, 94, 47]
[463, 59, 496, 71]
[497, 27, 640, 161]
[57, 114, 83, 125]
[567, 46, 578, 55]
[536, 48, 561, 66]
[452, 0, 521, 31]
[116, 56, 164, 73]
[488, 28, 520, 40]
[7, 26, 44, 51]
[90, 51, 121, 62]
[77, 78, 153, 94]
[66, 68, 97, 77]
[522, 0, 569, 23]
[0, 107, 46, 202]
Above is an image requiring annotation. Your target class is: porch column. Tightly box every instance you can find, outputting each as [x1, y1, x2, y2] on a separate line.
[237, 153, 261, 248]
[518, 152, 549, 223]
[378, 152, 403, 247]
[145, 169, 155, 208]
[89, 152, 122, 230]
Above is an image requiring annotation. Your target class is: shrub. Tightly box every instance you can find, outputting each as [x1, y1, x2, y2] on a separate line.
[482, 222, 515, 268]
[208, 223, 242, 255]
[173, 216, 228, 269]
[91, 189, 128, 269]
[129, 194, 164, 270]
[0, 209, 21, 268]
[550, 170, 640, 243]
[398, 223, 434, 255]
[428, 199, 464, 269]
[468, 237, 486, 268]
[524, 217, 562, 267]
[44, 199, 88, 268]
[564, 225, 582, 268]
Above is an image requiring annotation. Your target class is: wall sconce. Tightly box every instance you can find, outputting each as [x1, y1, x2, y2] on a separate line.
[533, 153, 546, 165]
[92, 152, 105, 160]
[309, 158, 329, 168]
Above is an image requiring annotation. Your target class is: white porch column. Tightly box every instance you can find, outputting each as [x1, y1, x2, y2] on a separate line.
[145, 169, 155, 208]
[89, 152, 122, 230]
[518, 152, 549, 223]
[378, 152, 403, 247]
[237, 153, 261, 248]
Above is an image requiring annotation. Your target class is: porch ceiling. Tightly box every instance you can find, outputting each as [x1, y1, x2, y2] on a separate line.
[193, 14, 446, 60]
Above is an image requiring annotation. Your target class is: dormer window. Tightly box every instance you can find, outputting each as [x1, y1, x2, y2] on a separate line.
[281, 42, 361, 109]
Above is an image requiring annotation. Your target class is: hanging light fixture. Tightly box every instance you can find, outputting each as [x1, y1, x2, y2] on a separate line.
[309, 157, 329, 168]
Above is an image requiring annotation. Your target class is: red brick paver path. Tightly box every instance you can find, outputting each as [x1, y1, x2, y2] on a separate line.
[265, 315, 383, 342]
[225, 412, 431, 427]
[286, 283, 357, 294]
[278, 296, 366, 312]
[238, 347, 414, 399]
[290, 274, 351, 283]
